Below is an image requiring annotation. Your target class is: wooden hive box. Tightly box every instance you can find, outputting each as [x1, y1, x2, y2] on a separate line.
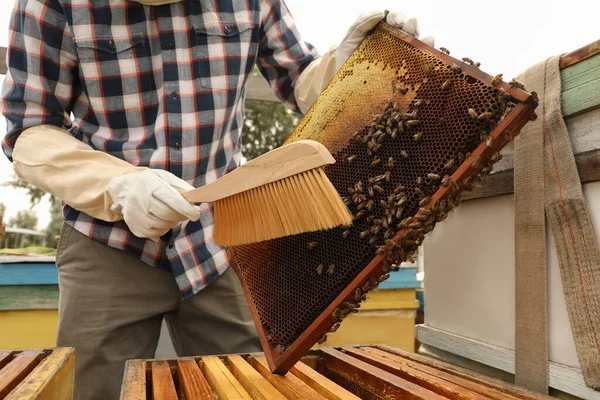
[0, 348, 74, 400]
[121, 344, 550, 399]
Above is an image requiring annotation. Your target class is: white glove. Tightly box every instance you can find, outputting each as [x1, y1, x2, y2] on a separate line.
[108, 169, 201, 239]
[335, 11, 435, 71]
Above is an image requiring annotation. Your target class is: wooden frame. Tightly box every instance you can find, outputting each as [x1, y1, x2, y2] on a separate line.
[121, 345, 549, 399]
[229, 21, 537, 374]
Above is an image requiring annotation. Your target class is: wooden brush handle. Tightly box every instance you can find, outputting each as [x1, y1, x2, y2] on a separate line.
[181, 140, 335, 203]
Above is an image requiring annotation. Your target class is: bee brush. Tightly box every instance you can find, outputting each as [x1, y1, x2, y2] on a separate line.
[181, 140, 353, 246]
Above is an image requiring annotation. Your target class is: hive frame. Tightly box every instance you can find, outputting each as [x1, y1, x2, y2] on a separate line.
[229, 21, 537, 374]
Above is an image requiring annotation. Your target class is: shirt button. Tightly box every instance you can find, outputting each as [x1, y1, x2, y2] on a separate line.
[174, 142, 181, 151]
[170, 91, 178, 99]
[224, 25, 231, 34]
[165, 42, 174, 50]
[108, 40, 116, 50]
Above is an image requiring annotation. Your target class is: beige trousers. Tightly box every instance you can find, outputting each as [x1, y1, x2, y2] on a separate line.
[55, 224, 261, 400]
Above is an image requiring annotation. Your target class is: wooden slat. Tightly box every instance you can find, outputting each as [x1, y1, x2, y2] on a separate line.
[560, 40, 600, 69]
[345, 347, 510, 400]
[289, 359, 360, 400]
[151, 360, 178, 400]
[225, 355, 286, 400]
[176, 358, 216, 400]
[6, 348, 74, 400]
[0, 285, 59, 311]
[0, 351, 14, 371]
[318, 348, 446, 400]
[200, 356, 252, 400]
[375, 344, 552, 400]
[561, 53, 600, 117]
[120, 360, 146, 400]
[0, 349, 46, 398]
[362, 347, 521, 400]
[248, 356, 327, 400]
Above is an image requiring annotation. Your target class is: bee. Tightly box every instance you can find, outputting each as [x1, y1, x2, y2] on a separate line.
[373, 174, 385, 183]
[424, 63, 433, 75]
[451, 64, 462, 73]
[509, 79, 525, 90]
[316, 264, 323, 274]
[427, 173, 440, 181]
[385, 239, 396, 249]
[308, 241, 318, 249]
[415, 187, 426, 198]
[366, 199, 373, 210]
[444, 159, 456, 170]
[347, 155, 357, 163]
[356, 209, 366, 219]
[414, 99, 423, 108]
[463, 176, 473, 186]
[379, 200, 388, 209]
[440, 47, 450, 55]
[406, 120, 420, 128]
[376, 246, 386, 255]
[360, 230, 370, 239]
[432, 199, 440, 210]
[416, 176, 423, 185]
[276, 344, 285, 353]
[371, 158, 381, 167]
[437, 212, 448, 222]
[441, 175, 450, 186]
[342, 230, 351, 238]
[491, 73, 503, 86]
[472, 156, 481, 168]
[367, 185, 374, 197]
[419, 207, 431, 215]
[450, 178, 459, 191]
[475, 62, 481, 67]
[388, 157, 394, 168]
[400, 150, 409, 159]
[419, 196, 431, 206]
[491, 152, 503, 163]
[373, 184, 384, 193]
[468, 108, 478, 120]
[486, 136, 493, 148]
[478, 112, 492, 122]
[385, 171, 391, 183]
[395, 84, 408, 94]
[531, 91, 539, 102]
[328, 264, 335, 274]
[498, 88, 512, 100]
[415, 214, 428, 222]
[409, 222, 422, 229]
[318, 335, 327, 345]
[266, 334, 274, 343]
[381, 218, 389, 229]
[357, 202, 366, 211]
[369, 237, 377, 245]
[397, 196, 407, 206]
[413, 132, 424, 141]
[378, 273, 391, 283]
[458, 152, 465, 164]
[329, 323, 341, 333]
[442, 79, 453, 90]
[375, 124, 385, 130]
[395, 207, 404, 219]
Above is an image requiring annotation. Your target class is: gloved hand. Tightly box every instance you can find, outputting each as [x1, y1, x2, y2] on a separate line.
[335, 11, 435, 71]
[108, 169, 201, 239]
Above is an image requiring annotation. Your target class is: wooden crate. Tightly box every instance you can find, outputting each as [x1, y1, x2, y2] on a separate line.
[0, 348, 74, 400]
[121, 345, 550, 399]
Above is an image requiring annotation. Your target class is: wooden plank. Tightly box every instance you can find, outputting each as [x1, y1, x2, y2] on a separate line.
[0, 349, 46, 398]
[151, 360, 177, 400]
[245, 74, 278, 102]
[6, 348, 74, 400]
[414, 326, 598, 400]
[560, 40, 600, 69]
[0, 351, 14, 370]
[0, 285, 59, 311]
[561, 53, 600, 117]
[176, 358, 216, 400]
[120, 360, 146, 400]
[363, 347, 523, 400]
[200, 356, 252, 400]
[289, 359, 360, 400]
[462, 152, 600, 202]
[348, 347, 516, 400]
[0, 264, 58, 286]
[318, 348, 446, 400]
[248, 356, 327, 400]
[225, 355, 285, 400]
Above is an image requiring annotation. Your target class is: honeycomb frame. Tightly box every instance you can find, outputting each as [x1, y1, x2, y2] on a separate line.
[228, 21, 537, 374]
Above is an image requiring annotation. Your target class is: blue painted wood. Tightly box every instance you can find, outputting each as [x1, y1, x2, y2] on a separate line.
[416, 289, 424, 313]
[0, 263, 58, 285]
[378, 267, 420, 290]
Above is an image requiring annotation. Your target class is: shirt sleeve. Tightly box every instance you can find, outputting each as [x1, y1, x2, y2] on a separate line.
[1, 0, 79, 161]
[256, 0, 319, 113]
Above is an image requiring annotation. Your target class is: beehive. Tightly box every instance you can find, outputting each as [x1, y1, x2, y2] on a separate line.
[121, 345, 551, 399]
[0, 348, 74, 399]
[229, 20, 537, 373]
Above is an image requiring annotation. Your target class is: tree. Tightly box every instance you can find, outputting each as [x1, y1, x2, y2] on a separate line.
[0, 202, 5, 217]
[8, 209, 38, 230]
[3, 178, 50, 206]
[45, 200, 63, 248]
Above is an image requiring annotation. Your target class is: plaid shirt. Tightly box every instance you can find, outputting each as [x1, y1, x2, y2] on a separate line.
[1, 0, 317, 299]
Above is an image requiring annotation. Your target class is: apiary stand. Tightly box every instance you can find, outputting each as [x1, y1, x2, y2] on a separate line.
[417, 40, 600, 399]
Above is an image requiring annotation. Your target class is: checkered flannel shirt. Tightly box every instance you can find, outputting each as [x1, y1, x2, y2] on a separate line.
[1, 0, 317, 299]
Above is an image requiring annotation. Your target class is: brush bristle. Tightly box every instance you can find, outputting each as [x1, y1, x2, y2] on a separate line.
[213, 168, 352, 246]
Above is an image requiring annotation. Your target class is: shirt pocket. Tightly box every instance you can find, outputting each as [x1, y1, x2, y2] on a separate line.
[74, 36, 156, 115]
[193, 22, 255, 90]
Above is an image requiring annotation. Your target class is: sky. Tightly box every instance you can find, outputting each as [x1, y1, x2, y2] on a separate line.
[0, 0, 598, 230]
